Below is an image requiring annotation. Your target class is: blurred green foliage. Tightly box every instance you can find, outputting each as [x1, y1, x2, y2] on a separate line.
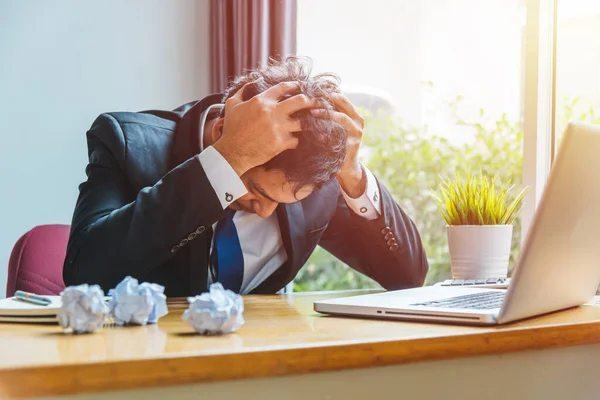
[557, 96, 600, 142]
[293, 96, 598, 292]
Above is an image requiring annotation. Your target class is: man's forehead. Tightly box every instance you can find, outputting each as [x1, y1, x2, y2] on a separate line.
[248, 170, 313, 203]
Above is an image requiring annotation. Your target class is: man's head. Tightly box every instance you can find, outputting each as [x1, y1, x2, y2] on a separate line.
[210, 57, 347, 218]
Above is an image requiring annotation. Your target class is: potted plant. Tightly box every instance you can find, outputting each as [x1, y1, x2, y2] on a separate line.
[432, 173, 529, 279]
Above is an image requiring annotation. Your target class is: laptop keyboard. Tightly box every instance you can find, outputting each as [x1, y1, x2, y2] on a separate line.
[439, 277, 508, 286]
[410, 291, 506, 310]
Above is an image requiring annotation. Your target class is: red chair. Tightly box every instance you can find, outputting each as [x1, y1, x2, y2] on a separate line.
[6, 225, 69, 297]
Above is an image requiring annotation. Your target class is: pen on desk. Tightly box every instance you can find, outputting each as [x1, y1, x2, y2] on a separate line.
[14, 290, 52, 306]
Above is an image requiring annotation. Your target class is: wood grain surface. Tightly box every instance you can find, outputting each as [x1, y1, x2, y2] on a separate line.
[1, 290, 600, 398]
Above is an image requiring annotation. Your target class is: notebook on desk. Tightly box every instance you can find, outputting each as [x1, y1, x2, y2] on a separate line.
[0, 295, 182, 323]
[0, 296, 62, 323]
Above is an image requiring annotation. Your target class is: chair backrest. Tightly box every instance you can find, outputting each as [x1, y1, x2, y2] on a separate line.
[6, 224, 69, 297]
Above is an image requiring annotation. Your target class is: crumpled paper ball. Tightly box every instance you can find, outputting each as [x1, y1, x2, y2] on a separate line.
[182, 283, 245, 335]
[108, 276, 168, 326]
[57, 284, 109, 334]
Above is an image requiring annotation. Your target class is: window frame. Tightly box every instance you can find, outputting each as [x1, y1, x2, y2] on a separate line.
[521, 0, 558, 242]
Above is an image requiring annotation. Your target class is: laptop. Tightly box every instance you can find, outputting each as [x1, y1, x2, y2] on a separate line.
[314, 122, 600, 325]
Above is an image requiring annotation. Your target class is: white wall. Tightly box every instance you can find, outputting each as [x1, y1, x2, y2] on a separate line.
[0, 0, 211, 297]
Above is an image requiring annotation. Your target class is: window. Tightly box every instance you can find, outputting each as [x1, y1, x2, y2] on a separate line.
[294, 0, 528, 291]
[555, 0, 600, 146]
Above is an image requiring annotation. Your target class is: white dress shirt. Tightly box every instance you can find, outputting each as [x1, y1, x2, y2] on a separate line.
[196, 103, 382, 293]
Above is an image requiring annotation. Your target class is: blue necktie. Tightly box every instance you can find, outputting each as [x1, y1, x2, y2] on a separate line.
[211, 209, 244, 292]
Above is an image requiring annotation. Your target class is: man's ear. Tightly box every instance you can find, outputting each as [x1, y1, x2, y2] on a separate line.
[211, 118, 225, 143]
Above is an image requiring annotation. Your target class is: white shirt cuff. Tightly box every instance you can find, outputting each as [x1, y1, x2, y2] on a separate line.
[341, 165, 382, 220]
[197, 146, 248, 209]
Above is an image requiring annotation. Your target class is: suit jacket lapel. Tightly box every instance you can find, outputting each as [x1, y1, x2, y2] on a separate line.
[251, 202, 306, 294]
[283, 202, 307, 269]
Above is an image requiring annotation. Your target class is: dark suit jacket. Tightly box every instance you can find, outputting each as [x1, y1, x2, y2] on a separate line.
[63, 95, 429, 296]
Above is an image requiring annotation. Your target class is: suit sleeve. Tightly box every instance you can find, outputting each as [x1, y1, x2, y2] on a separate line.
[63, 114, 224, 291]
[318, 178, 429, 290]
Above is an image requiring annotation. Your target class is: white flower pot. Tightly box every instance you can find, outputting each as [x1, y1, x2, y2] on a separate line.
[447, 225, 513, 279]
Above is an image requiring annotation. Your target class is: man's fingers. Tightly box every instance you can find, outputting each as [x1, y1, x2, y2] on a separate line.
[278, 134, 299, 153]
[286, 136, 300, 150]
[330, 93, 361, 121]
[226, 80, 260, 108]
[284, 119, 303, 133]
[259, 81, 300, 101]
[278, 94, 318, 115]
[228, 82, 250, 102]
[310, 108, 354, 128]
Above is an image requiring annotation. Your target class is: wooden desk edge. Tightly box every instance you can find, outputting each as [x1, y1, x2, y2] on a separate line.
[2, 319, 600, 398]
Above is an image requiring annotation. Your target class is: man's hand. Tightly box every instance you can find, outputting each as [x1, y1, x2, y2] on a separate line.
[212, 81, 316, 176]
[311, 93, 366, 198]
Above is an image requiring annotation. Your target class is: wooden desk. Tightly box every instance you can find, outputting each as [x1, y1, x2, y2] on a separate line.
[2, 290, 600, 399]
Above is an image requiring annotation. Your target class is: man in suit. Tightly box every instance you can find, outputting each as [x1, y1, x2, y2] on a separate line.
[63, 57, 429, 296]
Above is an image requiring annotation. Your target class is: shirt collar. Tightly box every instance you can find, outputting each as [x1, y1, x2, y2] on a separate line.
[198, 103, 225, 152]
